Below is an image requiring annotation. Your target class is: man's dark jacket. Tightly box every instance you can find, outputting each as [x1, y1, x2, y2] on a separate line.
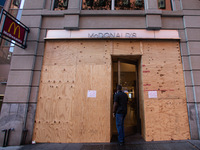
[114, 91, 128, 114]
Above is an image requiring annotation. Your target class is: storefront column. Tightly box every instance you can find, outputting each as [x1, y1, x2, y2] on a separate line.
[145, 0, 158, 9]
[68, 0, 81, 9]
[145, 0, 162, 30]
[183, 12, 200, 139]
[0, 0, 44, 146]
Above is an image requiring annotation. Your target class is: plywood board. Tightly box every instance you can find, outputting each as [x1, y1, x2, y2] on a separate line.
[71, 64, 111, 142]
[141, 41, 190, 141]
[33, 40, 112, 143]
[145, 99, 190, 141]
[113, 40, 142, 55]
[33, 40, 190, 143]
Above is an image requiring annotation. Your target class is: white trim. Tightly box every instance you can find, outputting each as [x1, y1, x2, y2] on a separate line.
[45, 29, 180, 40]
[171, 0, 176, 11]
[111, 0, 115, 10]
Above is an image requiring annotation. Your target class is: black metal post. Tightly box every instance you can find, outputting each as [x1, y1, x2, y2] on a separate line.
[5, 128, 11, 146]
[20, 129, 28, 145]
[2, 129, 7, 147]
[5, 128, 14, 146]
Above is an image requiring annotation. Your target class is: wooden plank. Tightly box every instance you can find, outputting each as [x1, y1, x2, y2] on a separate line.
[145, 99, 190, 141]
[33, 40, 112, 143]
[113, 40, 142, 55]
[40, 66, 76, 84]
[142, 67, 186, 100]
[142, 41, 190, 141]
[76, 40, 111, 65]
[33, 40, 190, 143]
[43, 41, 77, 66]
[71, 64, 111, 142]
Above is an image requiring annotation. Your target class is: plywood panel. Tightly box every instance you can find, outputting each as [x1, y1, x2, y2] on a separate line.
[145, 99, 190, 141]
[142, 67, 186, 100]
[43, 41, 77, 66]
[33, 40, 112, 143]
[76, 40, 111, 65]
[33, 40, 190, 143]
[142, 41, 190, 141]
[71, 64, 111, 143]
[40, 66, 76, 84]
[113, 40, 142, 55]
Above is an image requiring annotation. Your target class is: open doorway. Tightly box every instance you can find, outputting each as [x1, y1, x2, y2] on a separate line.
[111, 56, 142, 142]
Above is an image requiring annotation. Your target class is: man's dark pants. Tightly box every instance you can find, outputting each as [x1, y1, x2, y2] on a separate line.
[116, 113, 126, 143]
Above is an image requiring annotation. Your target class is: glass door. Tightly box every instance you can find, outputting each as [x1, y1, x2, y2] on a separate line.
[112, 60, 139, 136]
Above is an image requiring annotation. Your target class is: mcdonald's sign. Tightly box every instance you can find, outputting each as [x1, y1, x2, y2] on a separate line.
[0, 9, 29, 49]
[2, 15, 25, 44]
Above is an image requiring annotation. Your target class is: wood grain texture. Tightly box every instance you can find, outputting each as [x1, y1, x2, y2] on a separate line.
[33, 40, 190, 143]
[33, 40, 111, 143]
[142, 41, 190, 141]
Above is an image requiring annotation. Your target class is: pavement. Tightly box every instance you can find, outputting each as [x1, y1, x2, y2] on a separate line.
[0, 135, 200, 150]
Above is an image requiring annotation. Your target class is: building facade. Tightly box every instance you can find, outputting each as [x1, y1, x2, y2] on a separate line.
[0, 0, 200, 146]
[0, 0, 23, 117]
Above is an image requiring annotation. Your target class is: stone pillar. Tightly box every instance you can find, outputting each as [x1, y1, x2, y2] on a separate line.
[68, 0, 81, 9]
[181, 0, 200, 140]
[0, 0, 44, 146]
[145, 0, 158, 9]
[172, 0, 181, 10]
[65, 0, 80, 29]
[145, 0, 162, 30]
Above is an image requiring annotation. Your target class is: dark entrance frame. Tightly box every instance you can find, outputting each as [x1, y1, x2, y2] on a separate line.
[111, 55, 142, 142]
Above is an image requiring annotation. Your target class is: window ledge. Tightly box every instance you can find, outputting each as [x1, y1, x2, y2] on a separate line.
[161, 10, 184, 17]
[80, 10, 146, 16]
[32, 9, 184, 17]
[41, 9, 81, 16]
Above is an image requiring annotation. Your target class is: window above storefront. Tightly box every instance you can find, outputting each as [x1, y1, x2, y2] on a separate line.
[0, 40, 12, 64]
[54, 0, 69, 10]
[82, 0, 144, 10]
[82, 0, 111, 10]
[9, 0, 21, 18]
[158, 0, 172, 11]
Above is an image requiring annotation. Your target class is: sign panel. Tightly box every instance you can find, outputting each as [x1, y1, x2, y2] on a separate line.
[2, 15, 26, 45]
[148, 91, 158, 99]
[87, 90, 97, 98]
[0, 9, 29, 49]
[46, 29, 180, 40]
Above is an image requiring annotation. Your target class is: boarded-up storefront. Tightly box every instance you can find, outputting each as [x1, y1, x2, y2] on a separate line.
[32, 33, 190, 143]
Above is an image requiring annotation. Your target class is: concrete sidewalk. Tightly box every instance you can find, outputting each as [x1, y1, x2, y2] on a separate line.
[0, 140, 200, 150]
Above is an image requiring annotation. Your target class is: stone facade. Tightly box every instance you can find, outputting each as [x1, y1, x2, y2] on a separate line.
[0, 0, 200, 146]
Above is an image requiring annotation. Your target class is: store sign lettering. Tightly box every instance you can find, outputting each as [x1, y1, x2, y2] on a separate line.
[46, 30, 180, 40]
[88, 32, 137, 38]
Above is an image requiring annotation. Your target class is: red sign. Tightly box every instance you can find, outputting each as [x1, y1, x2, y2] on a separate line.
[2, 15, 26, 45]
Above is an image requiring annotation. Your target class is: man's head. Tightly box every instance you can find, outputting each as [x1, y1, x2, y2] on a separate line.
[117, 85, 122, 91]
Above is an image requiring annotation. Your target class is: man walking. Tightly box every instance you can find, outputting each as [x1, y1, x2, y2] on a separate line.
[113, 85, 128, 146]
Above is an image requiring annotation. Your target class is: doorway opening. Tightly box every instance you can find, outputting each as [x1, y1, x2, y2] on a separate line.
[111, 56, 143, 142]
